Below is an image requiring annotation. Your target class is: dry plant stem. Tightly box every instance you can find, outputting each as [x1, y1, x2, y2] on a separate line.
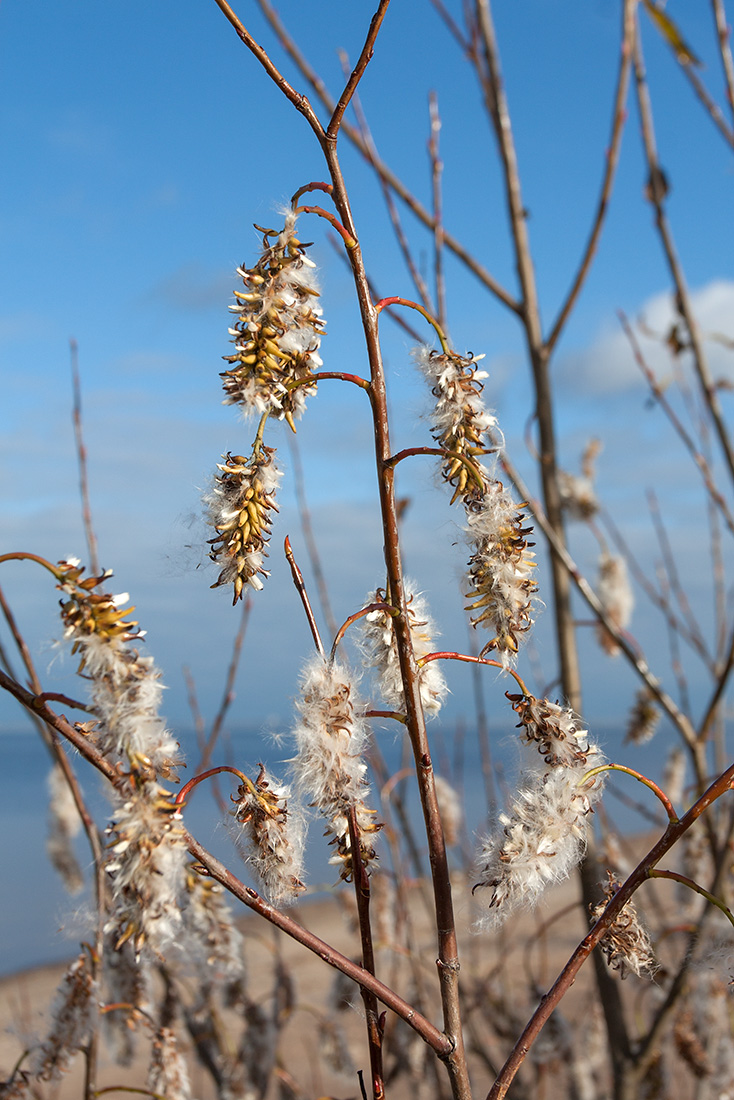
[420, 651, 529, 697]
[251, 0, 518, 312]
[633, 20, 734, 490]
[545, 0, 634, 353]
[0, 667, 122, 788]
[347, 804, 385, 1100]
[194, 594, 250, 775]
[331, 602, 396, 658]
[486, 757, 734, 1100]
[70, 338, 100, 576]
[496, 448, 706, 784]
[284, 535, 325, 659]
[474, 0, 581, 714]
[583, 762, 678, 822]
[648, 868, 734, 927]
[183, 831, 452, 1057]
[210, 12, 470, 1084]
[618, 309, 734, 537]
[712, 0, 734, 120]
[288, 432, 339, 639]
[341, 55, 434, 312]
[428, 91, 447, 333]
[599, 508, 714, 671]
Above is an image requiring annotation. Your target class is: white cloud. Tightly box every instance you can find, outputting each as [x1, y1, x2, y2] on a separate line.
[559, 280, 734, 396]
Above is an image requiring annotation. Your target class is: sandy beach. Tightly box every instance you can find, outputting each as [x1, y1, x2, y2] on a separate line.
[0, 870, 600, 1099]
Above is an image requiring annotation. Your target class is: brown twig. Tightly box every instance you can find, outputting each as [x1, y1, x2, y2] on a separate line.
[184, 831, 452, 1057]
[546, 0, 635, 353]
[70, 339, 100, 576]
[633, 17, 734, 490]
[327, 0, 391, 140]
[618, 309, 734, 537]
[212, 0, 325, 139]
[428, 91, 447, 334]
[347, 804, 385, 1100]
[712, 0, 734, 123]
[284, 535, 325, 659]
[338, 49, 434, 313]
[252, 0, 518, 313]
[287, 432, 339, 640]
[486, 757, 734, 1098]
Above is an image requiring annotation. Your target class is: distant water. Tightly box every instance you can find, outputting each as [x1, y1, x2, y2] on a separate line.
[0, 717, 644, 977]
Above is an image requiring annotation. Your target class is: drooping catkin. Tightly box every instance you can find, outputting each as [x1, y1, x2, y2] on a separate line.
[206, 446, 283, 602]
[232, 765, 306, 905]
[57, 562, 188, 959]
[414, 343, 538, 664]
[361, 585, 448, 718]
[46, 763, 83, 894]
[474, 694, 605, 928]
[464, 478, 538, 665]
[590, 873, 657, 979]
[413, 344, 497, 502]
[595, 552, 634, 656]
[291, 657, 381, 880]
[30, 952, 95, 1081]
[222, 212, 324, 431]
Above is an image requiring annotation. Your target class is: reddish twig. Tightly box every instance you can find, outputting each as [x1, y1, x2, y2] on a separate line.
[486, 758, 734, 1098]
[284, 535, 325, 659]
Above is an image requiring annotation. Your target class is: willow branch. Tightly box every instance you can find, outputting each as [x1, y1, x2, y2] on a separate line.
[184, 832, 452, 1057]
[633, 17, 734, 489]
[486, 758, 734, 1098]
[252, 0, 518, 312]
[211, 0, 325, 138]
[546, 0, 634, 352]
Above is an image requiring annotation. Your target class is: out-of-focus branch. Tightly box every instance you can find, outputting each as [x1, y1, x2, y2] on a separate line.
[633, 17, 734, 490]
[429, 91, 447, 334]
[184, 832, 453, 1057]
[712, 0, 734, 124]
[546, 0, 635, 353]
[619, 309, 734, 537]
[252, 0, 518, 312]
[70, 339, 100, 576]
[486, 757, 734, 1099]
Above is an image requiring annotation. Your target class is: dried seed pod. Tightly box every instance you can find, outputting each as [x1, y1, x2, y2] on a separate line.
[206, 446, 282, 601]
[222, 213, 324, 429]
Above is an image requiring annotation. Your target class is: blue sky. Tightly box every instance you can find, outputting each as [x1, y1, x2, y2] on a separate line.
[2, 0, 733, 755]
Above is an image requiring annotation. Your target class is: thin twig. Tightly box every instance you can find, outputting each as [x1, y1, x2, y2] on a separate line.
[428, 91, 447, 334]
[252, 0, 518, 312]
[712, 0, 734, 123]
[184, 831, 453, 1057]
[347, 805, 385, 1100]
[70, 339, 100, 575]
[546, 0, 635, 353]
[618, 309, 734, 537]
[486, 758, 734, 1098]
[287, 432, 338, 639]
[633, 17, 734, 489]
[327, 1, 391, 140]
[284, 535, 325, 659]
